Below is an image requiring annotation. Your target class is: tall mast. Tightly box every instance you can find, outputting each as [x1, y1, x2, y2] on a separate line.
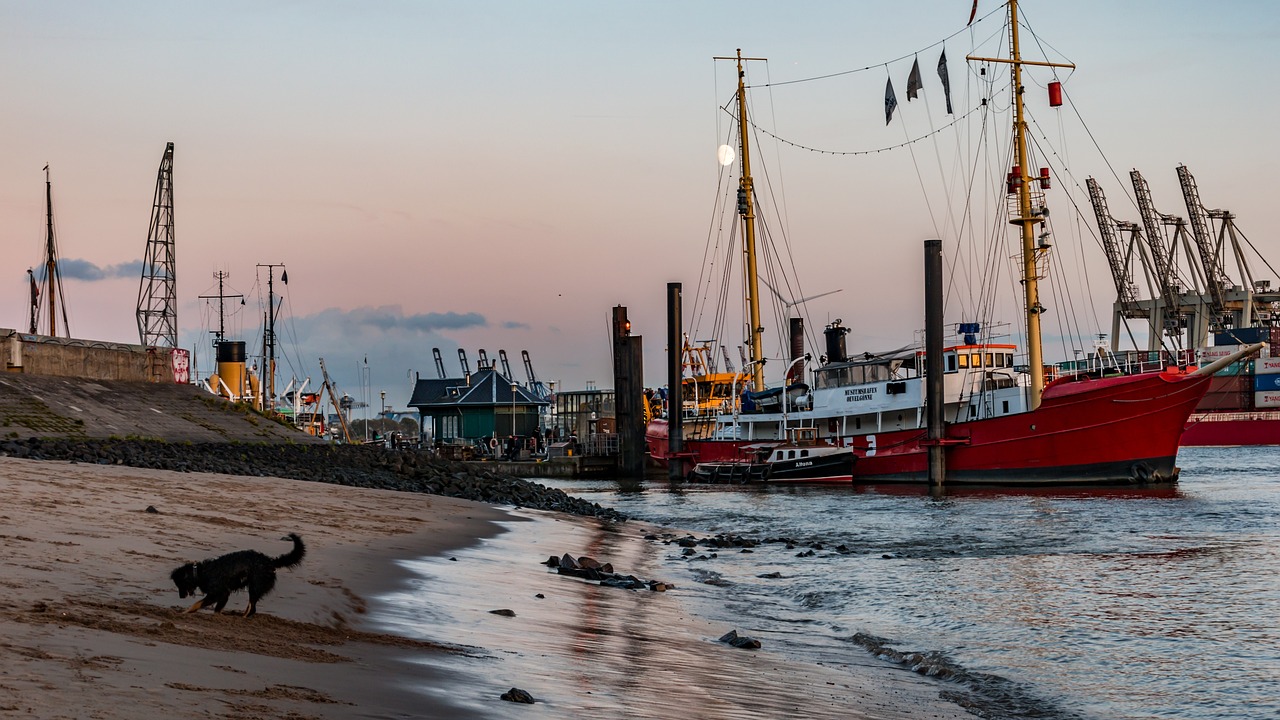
[45, 169, 56, 337]
[257, 263, 286, 411]
[716, 49, 768, 392]
[968, 0, 1073, 409]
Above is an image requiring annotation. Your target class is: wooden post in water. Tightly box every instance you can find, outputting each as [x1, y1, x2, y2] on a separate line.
[666, 283, 684, 481]
[612, 306, 645, 478]
[925, 239, 946, 487]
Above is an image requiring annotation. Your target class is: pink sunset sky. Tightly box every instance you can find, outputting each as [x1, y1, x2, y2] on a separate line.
[2, 1, 1277, 408]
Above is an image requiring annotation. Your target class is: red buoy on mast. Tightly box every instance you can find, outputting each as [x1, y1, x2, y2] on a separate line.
[1048, 81, 1063, 107]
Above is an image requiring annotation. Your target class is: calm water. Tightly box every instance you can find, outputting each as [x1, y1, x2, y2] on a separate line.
[522, 446, 1280, 720]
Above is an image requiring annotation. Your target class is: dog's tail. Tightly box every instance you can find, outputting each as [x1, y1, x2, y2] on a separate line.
[272, 533, 306, 570]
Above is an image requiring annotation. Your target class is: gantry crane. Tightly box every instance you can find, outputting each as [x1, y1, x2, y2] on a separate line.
[1177, 165, 1229, 320]
[1130, 169, 1189, 343]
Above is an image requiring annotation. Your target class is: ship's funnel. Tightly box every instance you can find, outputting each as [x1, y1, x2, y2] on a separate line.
[824, 321, 848, 363]
[215, 341, 249, 399]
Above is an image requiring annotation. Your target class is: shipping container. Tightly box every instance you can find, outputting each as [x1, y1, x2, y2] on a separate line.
[1260, 357, 1280, 375]
[1209, 376, 1250, 393]
[1255, 374, 1280, 393]
[1214, 327, 1267, 345]
[1198, 392, 1247, 411]
[1213, 360, 1254, 376]
[1255, 391, 1280, 409]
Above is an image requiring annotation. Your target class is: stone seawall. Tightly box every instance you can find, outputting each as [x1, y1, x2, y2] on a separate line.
[0, 438, 624, 522]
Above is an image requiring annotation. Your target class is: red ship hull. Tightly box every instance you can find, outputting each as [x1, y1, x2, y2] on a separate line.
[1180, 411, 1280, 446]
[648, 368, 1214, 485]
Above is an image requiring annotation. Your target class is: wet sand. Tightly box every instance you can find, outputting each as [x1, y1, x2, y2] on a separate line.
[0, 457, 970, 719]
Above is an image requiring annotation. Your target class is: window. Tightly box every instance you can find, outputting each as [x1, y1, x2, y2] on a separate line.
[800, 450, 809, 457]
[1002, 400, 1009, 414]
[970, 353, 982, 367]
[957, 353, 969, 368]
[947, 353, 958, 372]
[985, 353, 994, 367]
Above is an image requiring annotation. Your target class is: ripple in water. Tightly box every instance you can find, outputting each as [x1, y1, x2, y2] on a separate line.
[537, 446, 1280, 720]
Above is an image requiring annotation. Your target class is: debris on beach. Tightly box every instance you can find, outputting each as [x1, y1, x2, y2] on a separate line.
[542, 553, 673, 592]
[500, 687, 535, 704]
[718, 629, 762, 649]
[489, 608, 516, 617]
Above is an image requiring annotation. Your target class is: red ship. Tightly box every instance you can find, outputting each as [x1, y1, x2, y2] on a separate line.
[647, 2, 1264, 484]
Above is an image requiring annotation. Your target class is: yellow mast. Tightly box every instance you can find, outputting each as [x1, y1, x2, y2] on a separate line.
[719, 49, 768, 392]
[968, 0, 1073, 409]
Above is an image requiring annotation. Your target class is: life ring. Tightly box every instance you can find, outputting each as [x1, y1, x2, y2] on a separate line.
[489, 438, 499, 450]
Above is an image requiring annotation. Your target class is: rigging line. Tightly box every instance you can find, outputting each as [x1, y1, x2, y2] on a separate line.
[748, 115, 808, 335]
[1235, 227, 1280, 282]
[746, 4, 1005, 89]
[734, 103, 982, 157]
[758, 59, 809, 330]
[1057, 83, 1140, 216]
[691, 144, 733, 339]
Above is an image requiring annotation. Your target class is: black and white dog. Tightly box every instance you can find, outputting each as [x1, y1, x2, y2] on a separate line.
[170, 533, 305, 617]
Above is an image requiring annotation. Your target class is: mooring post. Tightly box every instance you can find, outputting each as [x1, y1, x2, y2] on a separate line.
[666, 282, 684, 481]
[925, 239, 946, 488]
[612, 306, 645, 478]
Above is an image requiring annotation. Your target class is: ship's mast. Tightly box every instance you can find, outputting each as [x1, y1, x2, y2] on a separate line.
[40, 165, 70, 338]
[968, 0, 1073, 409]
[717, 49, 768, 392]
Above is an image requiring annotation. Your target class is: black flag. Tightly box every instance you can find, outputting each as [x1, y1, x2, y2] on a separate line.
[937, 49, 953, 115]
[885, 77, 898, 125]
[906, 58, 923, 100]
[281, 269, 289, 285]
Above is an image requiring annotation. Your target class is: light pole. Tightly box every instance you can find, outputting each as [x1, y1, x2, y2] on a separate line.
[380, 390, 386, 441]
[782, 355, 808, 436]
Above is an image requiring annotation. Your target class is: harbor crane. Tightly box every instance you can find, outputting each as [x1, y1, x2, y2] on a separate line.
[498, 349, 514, 379]
[432, 348, 446, 379]
[1131, 169, 1190, 343]
[318, 357, 354, 444]
[477, 349, 490, 370]
[458, 349, 471, 376]
[1179, 165, 1233, 322]
[137, 142, 177, 348]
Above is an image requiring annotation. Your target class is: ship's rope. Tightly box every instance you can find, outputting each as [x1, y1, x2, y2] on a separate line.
[744, 4, 1005, 89]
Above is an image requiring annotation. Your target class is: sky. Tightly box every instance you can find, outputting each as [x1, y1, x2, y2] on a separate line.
[3, 1, 1278, 412]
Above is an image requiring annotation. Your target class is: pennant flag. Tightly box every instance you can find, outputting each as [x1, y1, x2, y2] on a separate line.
[968, 0, 978, 25]
[937, 49, 954, 114]
[281, 269, 289, 285]
[885, 77, 898, 125]
[906, 57, 923, 100]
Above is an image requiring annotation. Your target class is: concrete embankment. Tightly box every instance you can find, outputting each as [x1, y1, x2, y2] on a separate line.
[0, 372, 318, 443]
[0, 373, 625, 522]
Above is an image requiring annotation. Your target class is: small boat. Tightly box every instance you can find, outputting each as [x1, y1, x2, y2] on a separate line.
[689, 429, 854, 485]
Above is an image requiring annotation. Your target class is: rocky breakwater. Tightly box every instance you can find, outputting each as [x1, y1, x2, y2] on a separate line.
[0, 438, 625, 522]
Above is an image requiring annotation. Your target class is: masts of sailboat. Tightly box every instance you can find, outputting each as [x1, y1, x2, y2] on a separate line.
[967, 0, 1073, 409]
[715, 49, 769, 392]
[257, 263, 287, 411]
[37, 165, 70, 339]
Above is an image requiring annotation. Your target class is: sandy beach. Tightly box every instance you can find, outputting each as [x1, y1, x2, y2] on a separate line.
[0, 456, 971, 719]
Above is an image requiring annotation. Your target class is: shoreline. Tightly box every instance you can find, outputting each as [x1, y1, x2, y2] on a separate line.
[1, 456, 971, 718]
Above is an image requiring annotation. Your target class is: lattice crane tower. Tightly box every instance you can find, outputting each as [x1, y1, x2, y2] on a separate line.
[137, 142, 177, 347]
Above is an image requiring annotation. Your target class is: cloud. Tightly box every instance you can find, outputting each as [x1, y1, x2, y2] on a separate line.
[301, 306, 486, 335]
[27, 259, 143, 282]
[501, 321, 530, 330]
